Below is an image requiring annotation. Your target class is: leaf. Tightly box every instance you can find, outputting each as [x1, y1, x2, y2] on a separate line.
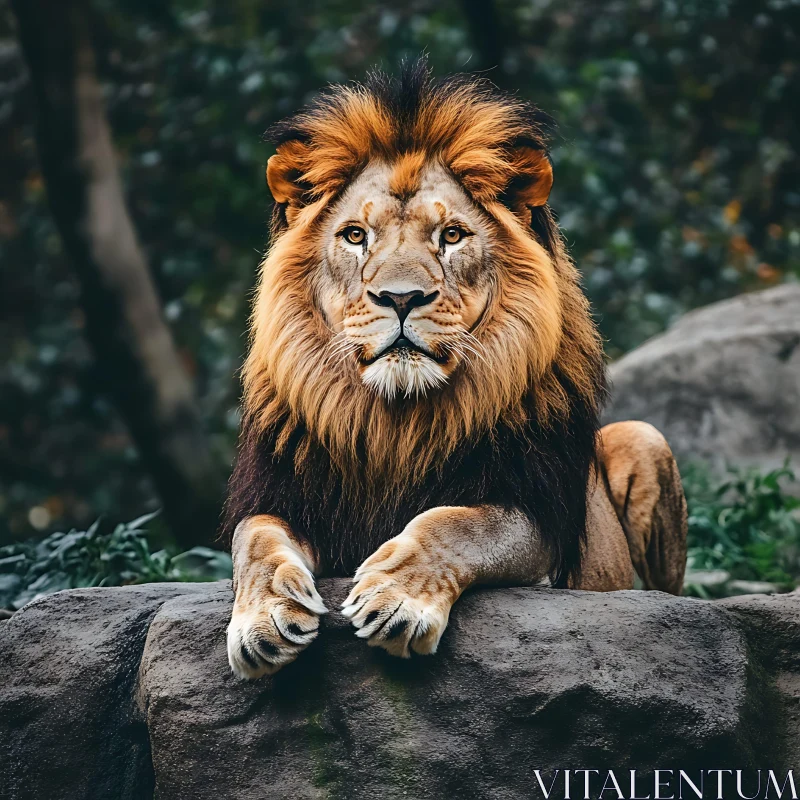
[170, 547, 233, 581]
[125, 509, 162, 531]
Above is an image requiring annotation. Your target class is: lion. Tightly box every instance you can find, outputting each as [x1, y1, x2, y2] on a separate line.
[223, 60, 687, 679]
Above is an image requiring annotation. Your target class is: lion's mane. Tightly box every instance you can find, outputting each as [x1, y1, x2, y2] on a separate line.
[223, 60, 606, 585]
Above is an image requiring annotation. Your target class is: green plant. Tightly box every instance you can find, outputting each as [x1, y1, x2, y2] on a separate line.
[0, 512, 232, 611]
[682, 460, 800, 598]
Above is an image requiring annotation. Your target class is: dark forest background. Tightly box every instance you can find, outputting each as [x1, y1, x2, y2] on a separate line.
[0, 0, 798, 550]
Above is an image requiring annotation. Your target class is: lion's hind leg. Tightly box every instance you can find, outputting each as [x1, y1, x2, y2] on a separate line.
[598, 421, 688, 595]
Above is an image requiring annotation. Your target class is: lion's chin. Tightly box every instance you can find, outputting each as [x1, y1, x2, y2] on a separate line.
[360, 351, 449, 400]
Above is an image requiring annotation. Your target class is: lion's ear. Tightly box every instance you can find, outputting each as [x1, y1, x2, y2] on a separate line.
[266, 140, 310, 206]
[502, 146, 554, 218]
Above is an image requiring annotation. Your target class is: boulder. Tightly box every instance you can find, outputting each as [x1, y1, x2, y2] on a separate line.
[604, 284, 800, 472]
[0, 582, 210, 800]
[1, 580, 799, 799]
[718, 592, 800, 768]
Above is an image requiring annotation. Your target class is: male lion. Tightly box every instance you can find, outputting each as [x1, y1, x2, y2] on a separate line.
[223, 61, 687, 679]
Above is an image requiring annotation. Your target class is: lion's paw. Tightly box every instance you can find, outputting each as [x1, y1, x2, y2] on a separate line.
[227, 562, 327, 680]
[341, 537, 458, 658]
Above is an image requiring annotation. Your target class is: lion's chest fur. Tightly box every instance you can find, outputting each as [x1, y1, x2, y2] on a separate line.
[223, 394, 598, 584]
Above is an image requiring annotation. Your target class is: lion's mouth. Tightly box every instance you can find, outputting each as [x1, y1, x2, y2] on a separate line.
[361, 336, 449, 366]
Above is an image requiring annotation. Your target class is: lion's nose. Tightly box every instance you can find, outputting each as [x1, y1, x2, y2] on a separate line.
[368, 289, 439, 324]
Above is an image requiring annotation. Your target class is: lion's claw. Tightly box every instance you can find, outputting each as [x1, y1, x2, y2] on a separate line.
[343, 537, 456, 658]
[227, 562, 327, 680]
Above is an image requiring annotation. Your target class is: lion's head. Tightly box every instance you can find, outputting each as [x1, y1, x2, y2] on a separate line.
[242, 61, 603, 487]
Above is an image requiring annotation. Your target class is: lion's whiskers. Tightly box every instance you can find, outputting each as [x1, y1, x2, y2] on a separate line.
[324, 333, 359, 368]
[324, 324, 493, 383]
[446, 329, 490, 371]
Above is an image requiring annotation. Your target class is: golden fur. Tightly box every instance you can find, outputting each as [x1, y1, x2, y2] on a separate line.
[598, 421, 687, 594]
[223, 63, 688, 679]
[244, 73, 602, 484]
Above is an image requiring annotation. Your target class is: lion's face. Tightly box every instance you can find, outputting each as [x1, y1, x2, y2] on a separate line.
[317, 161, 492, 399]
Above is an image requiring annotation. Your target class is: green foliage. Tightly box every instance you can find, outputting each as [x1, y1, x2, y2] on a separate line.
[0, 511, 232, 610]
[1, 0, 798, 543]
[683, 461, 800, 598]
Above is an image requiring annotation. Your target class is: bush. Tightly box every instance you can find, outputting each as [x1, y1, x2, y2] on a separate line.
[683, 461, 800, 598]
[0, 511, 232, 611]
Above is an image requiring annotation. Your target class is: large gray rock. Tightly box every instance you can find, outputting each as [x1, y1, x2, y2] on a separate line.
[718, 592, 800, 767]
[605, 284, 800, 472]
[0, 582, 210, 800]
[2, 581, 799, 799]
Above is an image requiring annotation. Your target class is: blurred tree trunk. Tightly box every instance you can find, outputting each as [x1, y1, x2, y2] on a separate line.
[459, 0, 508, 82]
[11, 0, 223, 548]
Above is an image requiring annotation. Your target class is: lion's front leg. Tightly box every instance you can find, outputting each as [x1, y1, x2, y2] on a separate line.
[342, 506, 550, 658]
[227, 515, 327, 679]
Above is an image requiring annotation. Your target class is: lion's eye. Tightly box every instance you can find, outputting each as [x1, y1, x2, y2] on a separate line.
[342, 226, 366, 245]
[442, 226, 465, 246]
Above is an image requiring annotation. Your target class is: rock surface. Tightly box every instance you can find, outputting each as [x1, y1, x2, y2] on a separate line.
[1, 580, 799, 800]
[604, 284, 800, 472]
[0, 582, 210, 800]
